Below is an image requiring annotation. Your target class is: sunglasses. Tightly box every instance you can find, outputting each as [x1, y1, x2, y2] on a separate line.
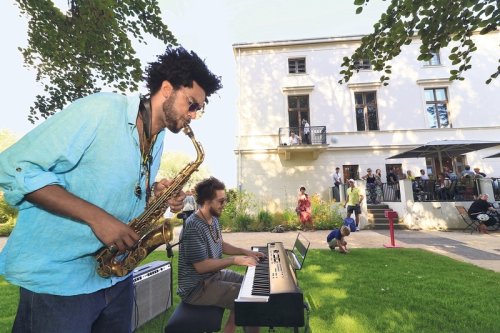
[214, 197, 227, 205]
[180, 90, 205, 118]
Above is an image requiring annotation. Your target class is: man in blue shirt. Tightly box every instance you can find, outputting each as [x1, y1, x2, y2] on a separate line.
[461, 165, 476, 178]
[0, 47, 222, 332]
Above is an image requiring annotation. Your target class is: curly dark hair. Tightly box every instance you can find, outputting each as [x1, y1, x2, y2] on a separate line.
[143, 46, 222, 101]
[194, 177, 226, 206]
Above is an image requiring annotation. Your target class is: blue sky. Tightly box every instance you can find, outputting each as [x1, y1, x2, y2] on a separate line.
[0, 0, 389, 188]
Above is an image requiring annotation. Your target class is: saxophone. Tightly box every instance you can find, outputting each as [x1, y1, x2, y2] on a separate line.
[95, 125, 204, 278]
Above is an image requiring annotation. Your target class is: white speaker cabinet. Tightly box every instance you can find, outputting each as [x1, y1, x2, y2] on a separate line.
[131, 260, 172, 331]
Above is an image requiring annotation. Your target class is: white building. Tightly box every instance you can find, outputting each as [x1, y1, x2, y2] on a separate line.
[233, 31, 500, 228]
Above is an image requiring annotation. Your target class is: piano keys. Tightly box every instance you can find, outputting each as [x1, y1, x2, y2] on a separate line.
[234, 242, 305, 328]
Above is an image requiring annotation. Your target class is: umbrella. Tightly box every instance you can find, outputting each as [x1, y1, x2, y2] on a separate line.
[484, 152, 500, 159]
[387, 140, 500, 172]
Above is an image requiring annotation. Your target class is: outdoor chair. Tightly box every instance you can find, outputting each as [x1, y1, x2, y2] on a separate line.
[447, 180, 458, 201]
[460, 176, 476, 200]
[420, 180, 436, 201]
[456, 205, 480, 233]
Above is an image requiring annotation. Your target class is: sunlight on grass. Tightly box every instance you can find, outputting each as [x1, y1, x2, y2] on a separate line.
[0, 280, 12, 287]
[315, 271, 341, 283]
[334, 314, 372, 333]
[377, 309, 417, 332]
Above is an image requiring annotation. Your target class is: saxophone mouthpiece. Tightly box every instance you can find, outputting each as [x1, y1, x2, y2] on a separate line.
[183, 125, 193, 137]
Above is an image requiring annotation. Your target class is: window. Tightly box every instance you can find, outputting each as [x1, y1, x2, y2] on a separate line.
[288, 58, 306, 74]
[353, 58, 371, 70]
[425, 51, 441, 66]
[425, 88, 450, 128]
[354, 91, 379, 131]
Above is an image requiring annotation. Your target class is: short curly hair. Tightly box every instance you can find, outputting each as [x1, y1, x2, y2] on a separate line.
[194, 177, 226, 206]
[340, 225, 351, 236]
[143, 46, 222, 101]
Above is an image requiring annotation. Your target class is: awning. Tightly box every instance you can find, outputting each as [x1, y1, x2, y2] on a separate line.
[387, 140, 500, 160]
[484, 152, 500, 159]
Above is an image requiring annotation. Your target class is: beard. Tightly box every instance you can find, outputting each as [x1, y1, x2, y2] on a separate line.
[162, 93, 184, 133]
[209, 206, 222, 218]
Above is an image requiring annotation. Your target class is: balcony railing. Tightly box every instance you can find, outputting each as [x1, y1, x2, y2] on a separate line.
[278, 126, 327, 146]
[340, 183, 402, 203]
[337, 178, 494, 203]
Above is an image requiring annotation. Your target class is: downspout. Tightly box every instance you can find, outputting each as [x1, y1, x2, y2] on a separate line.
[237, 47, 242, 192]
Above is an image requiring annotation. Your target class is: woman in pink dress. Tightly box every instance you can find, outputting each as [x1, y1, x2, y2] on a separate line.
[296, 187, 314, 231]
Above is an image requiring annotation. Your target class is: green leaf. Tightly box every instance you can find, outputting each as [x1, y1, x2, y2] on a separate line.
[356, 6, 363, 14]
[484, 5, 495, 16]
[339, 0, 499, 86]
[16, 0, 178, 121]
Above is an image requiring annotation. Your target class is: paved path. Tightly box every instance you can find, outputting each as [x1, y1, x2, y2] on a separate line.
[1, 229, 499, 273]
[215, 229, 500, 273]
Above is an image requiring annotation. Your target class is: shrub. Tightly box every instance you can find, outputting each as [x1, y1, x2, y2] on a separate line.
[0, 219, 16, 237]
[271, 208, 300, 231]
[309, 194, 343, 230]
[223, 189, 256, 219]
[218, 189, 344, 232]
[219, 189, 256, 231]
[257, 210, 273, 231]
[0, 193, 17, 236]
[235, 214, 253, 232]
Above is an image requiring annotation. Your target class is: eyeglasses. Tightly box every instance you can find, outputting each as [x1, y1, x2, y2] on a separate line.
[179, 90, 205, 119]
[215, 197, 227, 205]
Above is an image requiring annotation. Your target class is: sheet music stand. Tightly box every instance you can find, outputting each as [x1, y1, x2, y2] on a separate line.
[287, 232, 310, 271]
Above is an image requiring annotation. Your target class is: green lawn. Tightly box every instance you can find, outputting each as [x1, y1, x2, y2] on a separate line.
[1, 249, 500, 333]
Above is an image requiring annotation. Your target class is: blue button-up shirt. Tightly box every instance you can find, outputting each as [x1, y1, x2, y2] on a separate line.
[0, 92, 164, 295]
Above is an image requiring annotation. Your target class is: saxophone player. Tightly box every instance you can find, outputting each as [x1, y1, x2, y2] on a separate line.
[0, 47, 222, 333]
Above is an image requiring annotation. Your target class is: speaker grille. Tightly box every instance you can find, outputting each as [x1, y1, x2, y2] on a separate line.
[131, 261, 172, 330]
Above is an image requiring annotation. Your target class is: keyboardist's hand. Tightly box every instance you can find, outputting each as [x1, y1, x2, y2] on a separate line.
[234, 256, 259, 267]
[243, 249, 266, 262]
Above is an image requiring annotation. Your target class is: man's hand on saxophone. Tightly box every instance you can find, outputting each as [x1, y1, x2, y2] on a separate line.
[153, 178, 186, 213]
[91, 217, 140, 253]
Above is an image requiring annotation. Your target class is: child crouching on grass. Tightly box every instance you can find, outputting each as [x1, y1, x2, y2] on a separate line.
[327, 225, 351, 254]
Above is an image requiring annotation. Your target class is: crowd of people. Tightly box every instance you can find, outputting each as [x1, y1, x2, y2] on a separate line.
[332, 164, 492, 204]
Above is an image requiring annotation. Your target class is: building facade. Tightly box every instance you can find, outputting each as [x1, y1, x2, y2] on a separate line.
[233, 32, 500, 222]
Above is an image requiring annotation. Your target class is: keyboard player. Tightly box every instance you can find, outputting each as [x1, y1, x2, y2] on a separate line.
[177, 177, 265, 333]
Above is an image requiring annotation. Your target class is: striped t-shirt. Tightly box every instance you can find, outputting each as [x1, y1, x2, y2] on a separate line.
[177, 213, 223, 299]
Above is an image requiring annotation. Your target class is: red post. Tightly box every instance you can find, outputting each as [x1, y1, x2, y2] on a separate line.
[383, 210, 401, 248]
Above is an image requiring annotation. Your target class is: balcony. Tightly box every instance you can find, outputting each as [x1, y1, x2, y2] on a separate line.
[277, 126, 328, 160]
